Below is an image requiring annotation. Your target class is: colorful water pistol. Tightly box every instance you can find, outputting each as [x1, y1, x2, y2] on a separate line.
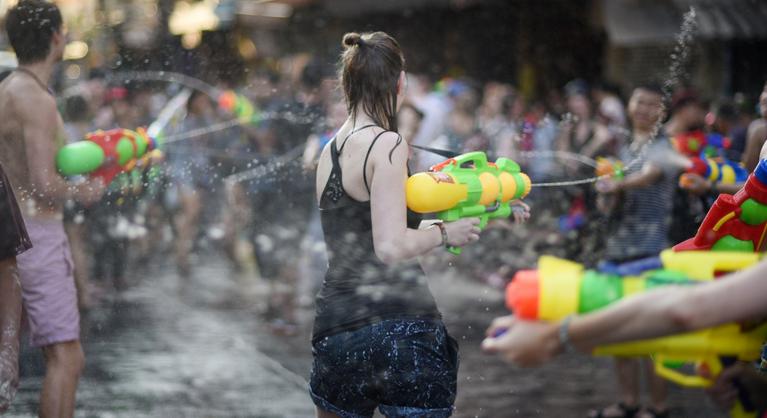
[217, 90, 261, 125]
[406, 151, 531, 254]
[672, 130, 731, 158]
[505, 251, 765, 418]
[675, 159, 767, 252]
[506, 250, 759, 321]
[672, 130, 747, 187]
[56, 128, 160, 184]
[680, 156, 749, 188]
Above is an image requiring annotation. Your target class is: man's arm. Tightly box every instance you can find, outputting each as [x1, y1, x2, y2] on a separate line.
[18, 92, 103, 206]
[0, 257, 22, 413]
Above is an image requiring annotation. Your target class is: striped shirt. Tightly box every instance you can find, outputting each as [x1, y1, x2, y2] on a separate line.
[605, 135, 678, 261]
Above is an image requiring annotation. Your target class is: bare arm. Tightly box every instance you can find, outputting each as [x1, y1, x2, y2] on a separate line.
[0, 257, 22, 412]
[743, 120, 767, 172]
[370, 132, 479, 264]
[302, 134, 321, 172]
[617, 162, 663, 190]
[483, 259, 767, 365]
[19, 93, 103, 205]
[570, 260, 767, 349]
[580, 124, 613, 159]
[597, 161, 663, 195]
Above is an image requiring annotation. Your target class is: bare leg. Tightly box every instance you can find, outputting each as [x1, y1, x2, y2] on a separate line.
[40, 340, 85, 418]
[615, 358, 641, 407]
[64, 223, 91, 310]
[174, 188, 201, 277]
[644, 358, 668, 413]
[589, 358, 641, 418]
[0, 258, 23, 413]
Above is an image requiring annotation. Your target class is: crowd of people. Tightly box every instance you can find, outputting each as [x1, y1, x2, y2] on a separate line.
[1, 1, 766, 417]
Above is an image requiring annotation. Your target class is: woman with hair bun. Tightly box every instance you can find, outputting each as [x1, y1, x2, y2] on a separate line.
[310, 31, 484, 418]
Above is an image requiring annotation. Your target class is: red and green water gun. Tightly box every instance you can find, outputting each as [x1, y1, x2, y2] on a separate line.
[56, 127, 160, 184]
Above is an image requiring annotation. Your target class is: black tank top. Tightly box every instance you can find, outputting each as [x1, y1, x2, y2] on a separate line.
[312, 127, 441, 342]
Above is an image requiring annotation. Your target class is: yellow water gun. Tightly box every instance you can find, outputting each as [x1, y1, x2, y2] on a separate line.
[506, 250, 766, 418]
[406, 151, 531, 254]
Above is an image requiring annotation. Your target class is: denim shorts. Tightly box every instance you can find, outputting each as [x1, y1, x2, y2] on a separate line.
[310, 318, 459, 418]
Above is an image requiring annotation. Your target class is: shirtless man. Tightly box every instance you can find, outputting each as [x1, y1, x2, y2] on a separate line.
[0, 2, 105, 417]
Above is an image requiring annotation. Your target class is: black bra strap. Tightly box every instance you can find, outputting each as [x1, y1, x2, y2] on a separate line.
[363, 131, 396, 195]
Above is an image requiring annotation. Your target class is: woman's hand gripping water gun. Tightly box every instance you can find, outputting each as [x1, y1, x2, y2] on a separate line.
[405, 151, 532, 254]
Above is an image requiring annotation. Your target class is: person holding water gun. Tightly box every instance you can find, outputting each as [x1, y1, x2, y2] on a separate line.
[481, 256, 767, 416]
[0, 3, 106, 417]
[484, 145, 767, 417]
[589, 83, 678, 418]
[310, 31, 529, 418]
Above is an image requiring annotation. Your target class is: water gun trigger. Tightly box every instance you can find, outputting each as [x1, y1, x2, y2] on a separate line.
[90, 160, 122, 185]
[653, 354, 718, 388]
[446, 245, 462, 255]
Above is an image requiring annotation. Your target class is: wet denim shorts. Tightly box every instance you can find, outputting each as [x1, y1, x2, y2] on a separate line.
[310, 319, 459, 418]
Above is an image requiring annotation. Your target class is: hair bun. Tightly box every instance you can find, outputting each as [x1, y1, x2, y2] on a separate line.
[342, 32, 362, 48]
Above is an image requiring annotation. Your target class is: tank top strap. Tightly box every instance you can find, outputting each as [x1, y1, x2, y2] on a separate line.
[329, 137, 341, 170]
[363, 131, 401, 195]
[337, 123, 377, 155]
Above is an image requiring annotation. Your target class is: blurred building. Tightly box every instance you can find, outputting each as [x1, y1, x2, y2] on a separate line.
[600, 0, 767, 99]
[1, 0, 765, 101]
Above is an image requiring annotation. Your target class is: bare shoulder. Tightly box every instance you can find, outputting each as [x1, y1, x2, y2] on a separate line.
[369, 131, 407, 162]
[11, 83, 57, 121]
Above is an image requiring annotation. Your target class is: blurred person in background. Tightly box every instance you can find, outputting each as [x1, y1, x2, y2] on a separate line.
[246, 57, 327, 333]
[664, 89, 708, 246]
[86, 86, 143, 291]
[742, 81, 767, 172]
[710, 100, 748, 162]
[484, 88, 524, 161]
[592, 84, 675, 418]
[407, 74, 451, 172]
[428, 80, 487, 158]
[664, 88, 706, 138]
[85, 68, 113, 130]
[680, 100, 750, 197]
[165, 90, 217, 278]
[397, 102, 425, 164]
[592, 82, 628, 138]
[556, 79, 614, 265]
[62, 95, 96, 309]
[557, 79, 614, 165]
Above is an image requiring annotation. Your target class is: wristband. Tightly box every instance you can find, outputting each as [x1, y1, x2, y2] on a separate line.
[432, 222, 448, 247]
[558, 315, 578, 354]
